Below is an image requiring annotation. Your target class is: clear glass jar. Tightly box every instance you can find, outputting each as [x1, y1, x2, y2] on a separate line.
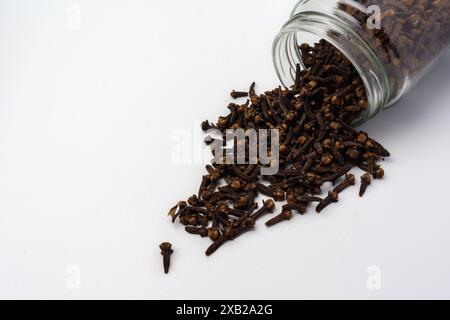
[273, 0, 450, 124]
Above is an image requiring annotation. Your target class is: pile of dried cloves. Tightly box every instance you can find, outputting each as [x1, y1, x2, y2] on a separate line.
[168, 40, 390, 257]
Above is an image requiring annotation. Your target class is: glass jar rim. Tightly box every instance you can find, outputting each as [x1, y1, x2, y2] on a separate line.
[273, 11, 390, 125]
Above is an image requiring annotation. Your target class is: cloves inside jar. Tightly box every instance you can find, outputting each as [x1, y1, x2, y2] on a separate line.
[274, 0, 450, 125]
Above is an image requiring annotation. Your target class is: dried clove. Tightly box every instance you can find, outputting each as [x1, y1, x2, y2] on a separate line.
[359, 173, 372, 197]
[159, 242, 173, 274]
[265, 210, 294, 227]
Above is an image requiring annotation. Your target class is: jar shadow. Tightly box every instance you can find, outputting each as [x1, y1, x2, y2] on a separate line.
[359, 52, 450, 138]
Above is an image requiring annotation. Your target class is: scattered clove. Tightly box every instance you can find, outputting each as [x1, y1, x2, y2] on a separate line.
[265, 210, 294, 227]
[159, 242, 173, 274]
[359, 173, 372, 197]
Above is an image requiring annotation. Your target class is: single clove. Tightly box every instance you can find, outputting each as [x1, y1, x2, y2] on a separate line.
[359, 173, 372, 197]
[316, 191, 339, 213]
[265, 210, 293, 227]
[159, 242, 173, 274]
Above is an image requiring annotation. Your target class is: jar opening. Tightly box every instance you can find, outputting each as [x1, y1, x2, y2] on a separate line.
[273, 12, 390, 126]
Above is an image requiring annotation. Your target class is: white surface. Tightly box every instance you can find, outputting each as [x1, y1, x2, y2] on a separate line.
[1, 0, 450, 300]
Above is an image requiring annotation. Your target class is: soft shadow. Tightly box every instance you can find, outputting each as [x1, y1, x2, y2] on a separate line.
[359, 52, 450, 138]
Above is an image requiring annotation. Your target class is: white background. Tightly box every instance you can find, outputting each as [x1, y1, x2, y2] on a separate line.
[1, 0, 450, 300]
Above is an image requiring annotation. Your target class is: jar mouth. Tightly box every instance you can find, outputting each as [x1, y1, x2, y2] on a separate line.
[273, 12, 390, 126]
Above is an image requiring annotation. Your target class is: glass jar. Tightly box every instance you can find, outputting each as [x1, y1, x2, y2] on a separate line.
[273, 0, 450, 124]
